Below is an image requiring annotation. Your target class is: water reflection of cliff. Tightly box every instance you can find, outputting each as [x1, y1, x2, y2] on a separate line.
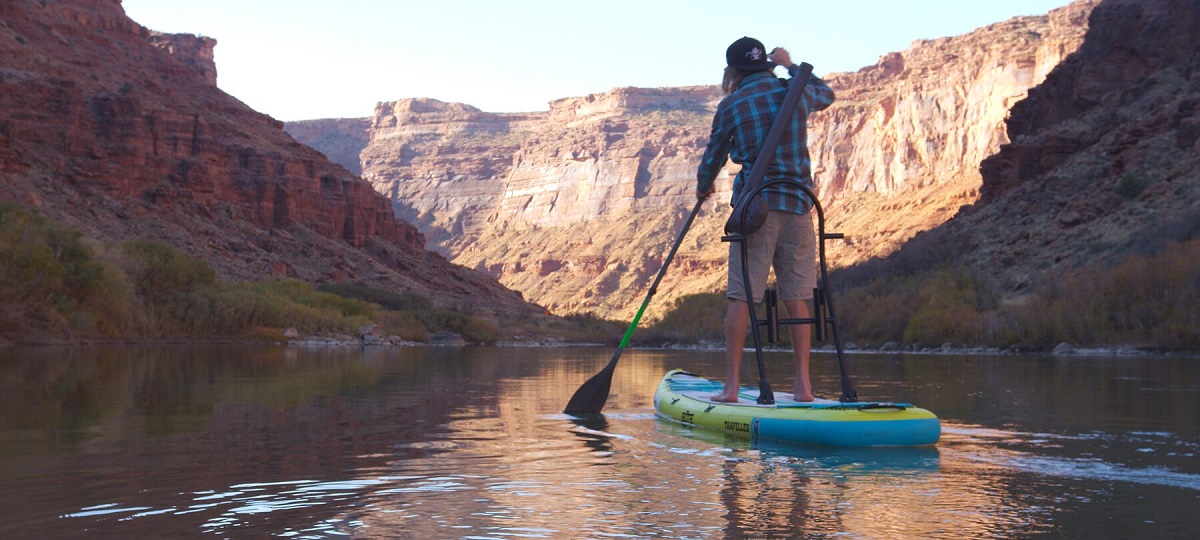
[0, 345, 681, 536]
[3, 346, 1196, 538]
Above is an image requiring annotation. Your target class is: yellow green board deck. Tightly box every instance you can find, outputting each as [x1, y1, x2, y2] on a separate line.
[653, 369, 940, 447]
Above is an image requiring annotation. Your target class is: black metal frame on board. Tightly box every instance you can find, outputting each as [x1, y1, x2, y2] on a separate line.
[722, 181, 858, 405]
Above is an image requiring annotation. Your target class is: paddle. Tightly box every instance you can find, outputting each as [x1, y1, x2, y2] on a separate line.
[563, 198, 705, 415]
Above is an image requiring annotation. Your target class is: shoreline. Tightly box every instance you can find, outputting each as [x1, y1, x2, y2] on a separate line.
[636, 340, 1184, 357]
[1, 335, 1189, 357]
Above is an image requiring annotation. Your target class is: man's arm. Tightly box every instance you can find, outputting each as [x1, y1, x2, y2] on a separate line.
[696, 109, 732, 200]
[800, 72, 835, 112]
[771, 47, 835, 112]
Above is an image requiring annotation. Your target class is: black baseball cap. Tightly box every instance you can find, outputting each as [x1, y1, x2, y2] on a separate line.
[726, 36, 774, 70]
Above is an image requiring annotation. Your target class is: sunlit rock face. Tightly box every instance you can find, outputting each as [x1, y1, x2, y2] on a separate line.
[353, 88, 719, 252]
[290, 1, 1099, 320]
[806, 0, 1098, 267]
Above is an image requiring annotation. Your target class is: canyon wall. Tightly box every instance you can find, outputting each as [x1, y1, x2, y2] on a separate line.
[807, 0, 1096, 267]
[942, 0, 1200, 281]
[284, 118, 371, 175]
[0, 0, 541, 319]
[290, 0, 1098, 321]
[981, 0, 1200, 204]
[352, 87, 719, 252]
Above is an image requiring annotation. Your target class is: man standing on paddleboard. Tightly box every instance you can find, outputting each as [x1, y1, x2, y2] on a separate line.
[696, 36, 835, 403]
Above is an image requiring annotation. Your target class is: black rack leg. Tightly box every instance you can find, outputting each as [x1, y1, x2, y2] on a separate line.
[766, 289, 779, 344]
[812, 287, 826, 342]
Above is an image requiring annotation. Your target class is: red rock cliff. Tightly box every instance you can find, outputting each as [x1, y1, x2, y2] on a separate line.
[0, 0, 540, 318]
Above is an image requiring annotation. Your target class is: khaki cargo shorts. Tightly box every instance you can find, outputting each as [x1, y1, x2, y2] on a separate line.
[727, 210, 817, 303]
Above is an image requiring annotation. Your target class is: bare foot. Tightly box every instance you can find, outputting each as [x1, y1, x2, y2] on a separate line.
[792, 390, 814, 402]
[711, 390, 740, 403]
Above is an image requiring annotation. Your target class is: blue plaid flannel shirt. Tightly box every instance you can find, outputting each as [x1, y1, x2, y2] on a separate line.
[696, 65, 835, 214]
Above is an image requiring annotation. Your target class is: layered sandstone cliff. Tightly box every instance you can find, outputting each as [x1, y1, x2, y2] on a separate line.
[794, 3, 1098, 271]
[148, 31, 217, 85]
[350, 87, 719, 253]
[285, 118, 371, 176]
[0, 0, 540, 319]
[350, 88, 722, 318]
[290, 0, 1098, 320]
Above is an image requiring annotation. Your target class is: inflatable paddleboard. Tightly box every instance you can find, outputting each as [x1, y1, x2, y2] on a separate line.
[654, 369, 940, 447]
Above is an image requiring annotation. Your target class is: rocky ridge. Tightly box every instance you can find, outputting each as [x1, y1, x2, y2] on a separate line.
[942, 0, 1200, 281]
[0, 0, 542, 320]
[290, 0, 1099, 320]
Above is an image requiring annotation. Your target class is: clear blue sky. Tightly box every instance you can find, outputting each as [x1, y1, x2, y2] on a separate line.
[122, 0, 1075, 121]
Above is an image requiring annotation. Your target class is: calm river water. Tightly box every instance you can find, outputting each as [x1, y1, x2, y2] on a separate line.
[0, 345, 1197, 539]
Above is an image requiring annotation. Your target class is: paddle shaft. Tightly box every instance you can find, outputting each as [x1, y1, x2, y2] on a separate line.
[563, 198, 705, 414]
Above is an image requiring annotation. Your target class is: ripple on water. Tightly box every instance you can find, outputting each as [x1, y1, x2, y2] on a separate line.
[940, 423, 1200, 491]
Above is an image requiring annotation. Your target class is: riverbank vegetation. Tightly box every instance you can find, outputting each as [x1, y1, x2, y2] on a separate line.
[836, 239, 1198, 351]
[639, 236, 1200, 352]
[4, 200, 1195, 351]
[0, 202, 598, 345]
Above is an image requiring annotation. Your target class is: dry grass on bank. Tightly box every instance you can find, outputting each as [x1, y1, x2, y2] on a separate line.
[639, 238, 1200, 352]
[5, 199, 1196, 350]
[0, 202, 510, 344]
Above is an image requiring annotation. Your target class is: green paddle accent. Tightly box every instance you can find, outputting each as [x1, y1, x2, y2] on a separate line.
[563, 198, 705, 415]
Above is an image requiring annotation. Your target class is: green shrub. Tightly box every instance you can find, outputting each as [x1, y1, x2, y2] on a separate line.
[234, 280, 379, 336]
[639, 293, 726, 345]
[316, 282, 432, 311]
[838, 286, 912, 346]
[121, 240, 216, 305]
[70, 246, 131, 337]
[0, 207, 514, 342]
[548, 313, 626, 345]
[0, 202, 65, 305]
[813, 235, 1200, 351]
[316, 282, 524, 343]
[375, 309, 429, 342]
[1003, 237, 1200, 349]
[417, 309, 502, 344]
[1115, 173, 1148, 199]
[0, 203, 130, 337]
[254, 279, 377, 320]
[899, 267, 1002, 345]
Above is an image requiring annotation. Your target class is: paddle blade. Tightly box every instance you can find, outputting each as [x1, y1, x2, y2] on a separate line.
[563, 364, 614, 415]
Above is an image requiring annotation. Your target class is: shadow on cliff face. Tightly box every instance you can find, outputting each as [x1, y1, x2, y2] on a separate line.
[825, 0, 1200, 351]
